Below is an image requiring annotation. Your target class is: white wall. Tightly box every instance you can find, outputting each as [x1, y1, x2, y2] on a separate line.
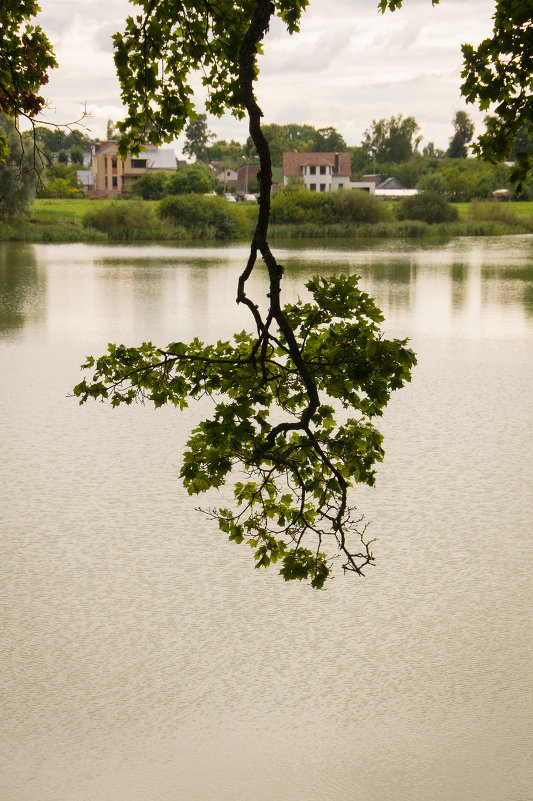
[284, 166, 375, 194]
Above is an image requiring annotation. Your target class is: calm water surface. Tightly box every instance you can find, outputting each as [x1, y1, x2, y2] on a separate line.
[1, 237, 532, 801]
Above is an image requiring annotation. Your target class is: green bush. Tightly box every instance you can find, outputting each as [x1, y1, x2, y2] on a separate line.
[166, 164, 217, 195]
[270, 188, 335, 224]
[397, 190, 458, 223]
[158, 194, 246, 239]
[131, 171, 168, 200]
[82, 201, 159, 240]
[331, 190, 392, 223]
[270, 187, 390, 225]
[0, 220, 106, 242]
[38, 177, 82, 199]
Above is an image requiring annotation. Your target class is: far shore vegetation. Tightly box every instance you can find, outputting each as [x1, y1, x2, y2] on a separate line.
[1, 112, 532, 245]
[0, 193, 532, 244]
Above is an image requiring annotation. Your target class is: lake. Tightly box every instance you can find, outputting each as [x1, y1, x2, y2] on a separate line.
[1, 236, 532, 801]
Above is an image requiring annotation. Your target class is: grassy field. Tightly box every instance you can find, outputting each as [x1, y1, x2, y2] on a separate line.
[452, 200, 533, 217]
[31, 197, 159, 224]
[501, 200, 533, 216]
[32, 197, 533, 222]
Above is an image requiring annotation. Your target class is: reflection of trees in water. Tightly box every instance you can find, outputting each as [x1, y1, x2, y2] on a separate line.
[284, 258, 416, 319]
[365, 262, 413, 285]
[0, 245, 45, 334]
[94, 256, 213, 335]
[451, 262, 468, 313]
[482, 263, 533, 318]
[524, 286, 533, 315]
[451, 263, 466, 284]
[361, 261, 415, 321]
[286, 250, 533, 322]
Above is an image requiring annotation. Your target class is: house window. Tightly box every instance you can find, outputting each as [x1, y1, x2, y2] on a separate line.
[320, 184, 326, 192]
[131, 158, 147, 168]
[320, 165, 326, 175]
[309, 166, 316, 175]
[111, 157, 117, 168]
[105, 176, 108, 187]
[104, 157, 107, 168]
[338, 183, 344, 189]
[309, 183, 316, 191]
[112, 176, 118, 188]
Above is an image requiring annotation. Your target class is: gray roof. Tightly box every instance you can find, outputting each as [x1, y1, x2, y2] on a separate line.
[142, 149, 177, 170]
[376, 176, 405, 189]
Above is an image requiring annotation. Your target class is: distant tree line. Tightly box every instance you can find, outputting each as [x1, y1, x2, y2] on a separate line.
[1, 104, 531, 219]
[183, 110, 475, 169]
[183, 111, 532, 201]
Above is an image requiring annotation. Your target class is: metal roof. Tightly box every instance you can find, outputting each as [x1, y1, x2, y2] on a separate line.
[143, 149, 177, 170]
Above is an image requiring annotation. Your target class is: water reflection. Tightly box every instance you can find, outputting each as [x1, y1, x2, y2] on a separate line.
[2, 236, 529, 345]
[0, 237, 532, 801]
[0, 244, 46, 334]
[277, 236, 533, 335]
[481, 260, 533, 316]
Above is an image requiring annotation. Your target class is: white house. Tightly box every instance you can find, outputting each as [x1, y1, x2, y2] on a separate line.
[283, 152, 375, 193]
[215, 167, 238, 188]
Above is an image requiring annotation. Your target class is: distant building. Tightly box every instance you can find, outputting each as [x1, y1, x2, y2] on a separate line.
[362, 174, 382, 186]
[283, 152, 375, 193]
[237, 164, 260, 193]
[492, 188, 514, 202]
[90, 141, 177, 196]
[215, 167, 238, 190]
[374, 177, 418, 199]
[77, 169, 93, 192]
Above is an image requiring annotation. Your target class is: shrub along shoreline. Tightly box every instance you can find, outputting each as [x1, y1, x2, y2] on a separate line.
[1, 193, 532, 243]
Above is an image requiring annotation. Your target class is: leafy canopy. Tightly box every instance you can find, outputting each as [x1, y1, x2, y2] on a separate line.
[461, 0, 532, 186]
[0, 1, 57, 118]
[0, 1, 57, 161]
[183, 114, 215, 162]
[113, 0, 310, 157]
[446, 111, 475, 159]
[0, 113, 46, 216]
[380, 0, 532, 187]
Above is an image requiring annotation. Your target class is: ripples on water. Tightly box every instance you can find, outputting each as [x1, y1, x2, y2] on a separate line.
[1, 237, 532, 801]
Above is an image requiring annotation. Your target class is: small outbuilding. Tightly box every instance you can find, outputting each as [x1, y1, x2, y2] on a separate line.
[492, 188, 514, 202]
[374, 177, 418, 199]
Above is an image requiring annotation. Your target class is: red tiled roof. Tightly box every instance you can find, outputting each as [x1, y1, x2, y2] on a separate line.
[283, 151, 352, 177]
[93, 140, 117, 154]
[237, 164, 260, 179]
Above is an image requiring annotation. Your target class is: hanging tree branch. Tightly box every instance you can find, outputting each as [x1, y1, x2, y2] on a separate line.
[73, 0, 417, 588]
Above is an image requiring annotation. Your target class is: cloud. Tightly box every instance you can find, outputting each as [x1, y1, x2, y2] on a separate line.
[29, 0, 497, 146]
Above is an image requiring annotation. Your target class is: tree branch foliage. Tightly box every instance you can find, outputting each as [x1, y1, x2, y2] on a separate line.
[0, 112, 46, 216]
[112, 0, 309, 157]
[71, 0, 417, 588]
[461, 0, 532, 188]
[0, 1, 57, 161]
[381, 0, 532, 189]
[74, 276, 415, 587]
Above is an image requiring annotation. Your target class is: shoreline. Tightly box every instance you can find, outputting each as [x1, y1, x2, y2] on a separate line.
[1, 197, 532, 244]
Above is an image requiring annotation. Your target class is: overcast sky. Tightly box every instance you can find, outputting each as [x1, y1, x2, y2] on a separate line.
[35, 0, 497, 154]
